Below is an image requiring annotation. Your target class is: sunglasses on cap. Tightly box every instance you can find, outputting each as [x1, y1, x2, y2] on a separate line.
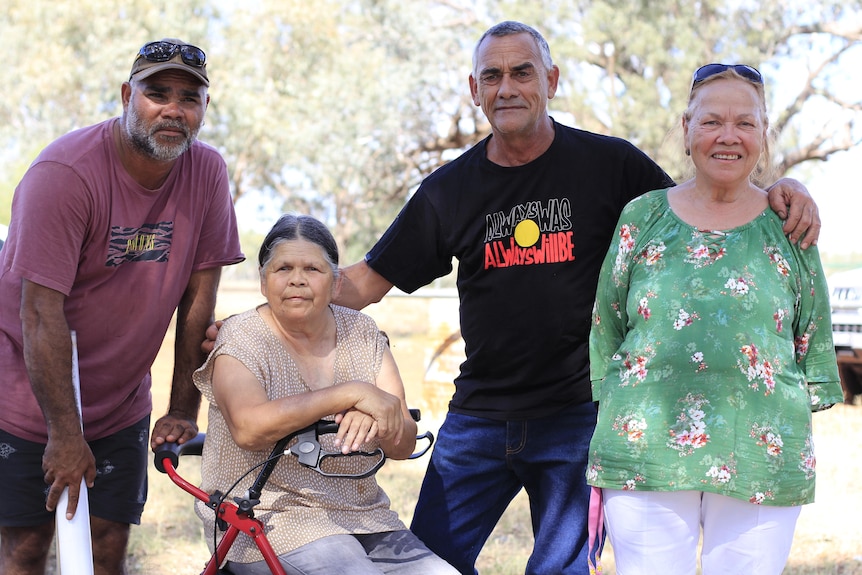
[137, 41, 207, 68]
[691, 63, 763, 88]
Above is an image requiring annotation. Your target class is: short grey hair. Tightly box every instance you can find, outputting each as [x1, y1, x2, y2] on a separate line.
[472, 21, 554, 76]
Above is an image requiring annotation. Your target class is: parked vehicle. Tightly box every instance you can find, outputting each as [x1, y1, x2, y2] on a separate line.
[828, 267, 862, 404]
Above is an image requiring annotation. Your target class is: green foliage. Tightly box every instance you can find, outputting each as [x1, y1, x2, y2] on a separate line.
[0, 152, 37, 225]
[0, 0, 216, 223]
[488, 0, 862, 182]
[2, 0, 861, 254]
[208, 0, 478, 256]
[0, 0, 214, 144]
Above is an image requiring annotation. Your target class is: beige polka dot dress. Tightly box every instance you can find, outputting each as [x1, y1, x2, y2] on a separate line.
[193, 305, 405, 565]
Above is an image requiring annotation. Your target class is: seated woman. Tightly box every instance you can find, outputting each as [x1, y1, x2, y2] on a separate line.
[193, 214, 457, 575]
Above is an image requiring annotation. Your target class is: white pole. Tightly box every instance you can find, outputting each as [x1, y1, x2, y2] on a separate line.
[55, 330, 95, 575]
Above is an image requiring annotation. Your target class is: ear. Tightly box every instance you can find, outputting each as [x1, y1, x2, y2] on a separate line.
[259, 269, 267, 298]
[547, 65, 560, 100]
[469, 74, 480, 106]
[121, 81, 132, 110]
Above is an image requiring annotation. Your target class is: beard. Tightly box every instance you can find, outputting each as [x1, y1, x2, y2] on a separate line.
[122, 105, 200, 162]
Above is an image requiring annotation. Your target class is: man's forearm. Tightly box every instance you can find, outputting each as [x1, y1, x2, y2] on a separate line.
[20, 282, 81, 437]
[336, 260, 394, 310]
[168, 335, 203, 421]
[168, 268, 222, 420]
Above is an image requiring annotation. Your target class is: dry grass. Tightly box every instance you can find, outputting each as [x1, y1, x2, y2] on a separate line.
[135, 405, 862, 575]
[45, 284, 862, 573]
[379, 402, 862, 574]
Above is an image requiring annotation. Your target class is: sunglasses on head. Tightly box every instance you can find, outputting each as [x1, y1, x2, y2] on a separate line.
[137, 41, 206, 68]
[691, 63, 763, 88]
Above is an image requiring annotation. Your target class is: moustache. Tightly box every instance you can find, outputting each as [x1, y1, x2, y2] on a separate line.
[151, 121, 190, 138]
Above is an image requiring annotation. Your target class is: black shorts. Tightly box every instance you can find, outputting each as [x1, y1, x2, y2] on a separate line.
[0, 416, 150, 527]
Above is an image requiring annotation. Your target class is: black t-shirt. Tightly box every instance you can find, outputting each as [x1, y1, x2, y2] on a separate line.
[367, 120, 673, 419]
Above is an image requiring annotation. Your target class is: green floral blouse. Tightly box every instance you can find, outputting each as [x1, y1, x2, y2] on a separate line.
[588, 189, 843, 506]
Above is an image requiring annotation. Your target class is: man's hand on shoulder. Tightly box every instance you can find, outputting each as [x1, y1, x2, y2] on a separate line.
[766, 178, 821, 249]
[201, 319, 223, 355]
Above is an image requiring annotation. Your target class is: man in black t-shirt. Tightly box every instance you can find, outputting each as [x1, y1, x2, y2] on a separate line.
[333, 22, 822, 575]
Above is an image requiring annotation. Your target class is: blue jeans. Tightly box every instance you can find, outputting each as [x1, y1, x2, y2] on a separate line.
[410, 402, 597, 575]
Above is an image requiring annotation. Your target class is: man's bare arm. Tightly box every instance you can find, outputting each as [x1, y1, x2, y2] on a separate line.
[150, 267, 221, 449]
[20, 279, 96, 519]
[335, 259, 394, 310]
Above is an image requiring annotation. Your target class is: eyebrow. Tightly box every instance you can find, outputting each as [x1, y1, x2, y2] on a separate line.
[480, 61, 535, 75]
[701, 111, 758, 120]
[143, 84, 203, 99]
[179, 87, 204, 98]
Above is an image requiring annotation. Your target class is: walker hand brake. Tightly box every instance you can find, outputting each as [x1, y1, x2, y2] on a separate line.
[289, 426, 385, 479]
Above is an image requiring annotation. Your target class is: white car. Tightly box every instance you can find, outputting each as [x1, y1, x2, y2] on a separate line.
[0, 223, 6, 250]
[828, 267, 862, 404]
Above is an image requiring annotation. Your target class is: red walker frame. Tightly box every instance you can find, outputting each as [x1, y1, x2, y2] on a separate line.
[154, 413, 432, 575]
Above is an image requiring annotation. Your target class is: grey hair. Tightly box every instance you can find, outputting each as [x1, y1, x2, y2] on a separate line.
[472, 21, 554, 76]
[258, 214, 340, 280]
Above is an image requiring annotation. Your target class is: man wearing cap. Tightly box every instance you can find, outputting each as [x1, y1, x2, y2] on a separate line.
[0, 39, 244, 574]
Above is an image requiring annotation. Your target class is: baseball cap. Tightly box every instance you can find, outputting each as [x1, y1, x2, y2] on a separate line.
[129, 38, 209, 86]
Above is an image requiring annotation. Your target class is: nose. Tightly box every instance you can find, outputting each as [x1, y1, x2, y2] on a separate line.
[287, 269, 307, 286]
[717, 123, 741, 143]
[497, 73, 520, 98]
[160, 99, 184, 119]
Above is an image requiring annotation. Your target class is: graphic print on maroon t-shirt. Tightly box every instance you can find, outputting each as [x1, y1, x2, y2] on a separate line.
[106, 222, 173, 266]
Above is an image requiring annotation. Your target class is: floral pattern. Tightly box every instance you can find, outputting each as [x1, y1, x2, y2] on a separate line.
[588, 190, 843, 507]
[667, 393, 711, 456]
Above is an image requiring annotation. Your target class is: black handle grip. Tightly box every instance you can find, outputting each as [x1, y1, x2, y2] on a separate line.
[154, 433, 206, 473]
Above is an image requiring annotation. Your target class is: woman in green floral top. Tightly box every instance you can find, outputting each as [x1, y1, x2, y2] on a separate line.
[587, 64, 843, 575]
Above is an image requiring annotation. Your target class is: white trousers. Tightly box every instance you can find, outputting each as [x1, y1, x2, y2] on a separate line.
[602, 489, 801, 575]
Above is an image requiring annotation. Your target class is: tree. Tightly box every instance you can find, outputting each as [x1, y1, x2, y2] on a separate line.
[209, 0, 480, 259]
[0, 0, 216, 220]
[0, 0, 216, 145]
[2, 0, 861, 261]
[484, 0, 862, 181]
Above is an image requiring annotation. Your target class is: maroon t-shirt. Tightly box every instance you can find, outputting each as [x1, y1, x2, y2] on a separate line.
[0, 118, 244, 442]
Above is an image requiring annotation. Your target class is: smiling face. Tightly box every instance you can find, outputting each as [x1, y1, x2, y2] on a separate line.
[469, 32, 559, 140]
[121, 69, 208, 162]
[684, 77, 767, 189]
[260, 238, 337, 326]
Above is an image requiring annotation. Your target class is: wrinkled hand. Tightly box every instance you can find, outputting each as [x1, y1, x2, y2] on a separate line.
[43, 434, 96, 520]
[150, 413, 198, 450]
[200, 320, 223, 355]
[333, 409, 380, 454]
[334, 383, 404, 452]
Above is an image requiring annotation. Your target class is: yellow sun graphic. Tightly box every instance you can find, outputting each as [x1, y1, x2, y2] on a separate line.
[514, 219, 540, 247]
